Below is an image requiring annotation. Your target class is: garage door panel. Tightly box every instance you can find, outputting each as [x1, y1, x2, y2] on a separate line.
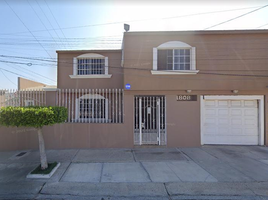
[231, 128, 243, 135]
[204, 135, 258, 145]
[244, 109, 257, 116]
[231, 109, 242, 116]
[204, 126, 217, 134]
[218, 118, 229, 125]
[230, 100, 242, 107]
[218, 100, 228, 107]
[244, 128, 258, 135]
[244, 100, 257, 107]
[205, 108, 216, 116]
[203, 98, 259, 145]
[218, 128, 229, 135]
[244, 118, 257, 125]
[205, 100, 216, 107]
[204, 118, 217, 125]
[218, 109, 228, 116]
[231, 118, 242, 125]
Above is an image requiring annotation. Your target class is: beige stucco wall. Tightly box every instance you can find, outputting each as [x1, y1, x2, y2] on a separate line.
[57, 50, 123, 89]
[123, 30, 268, 91]
[0, 94, 134, 151]
[0, 91, 267, 151]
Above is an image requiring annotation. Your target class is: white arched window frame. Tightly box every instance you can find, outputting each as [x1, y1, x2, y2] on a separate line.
[151, 41, 199, 75]
[75, 94, 109, 122]
[69, 53, 112, 79]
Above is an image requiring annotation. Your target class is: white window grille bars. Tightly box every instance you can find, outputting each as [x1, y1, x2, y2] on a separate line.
[77, 58, 105, 75]
[0, 89, 46, 108]
[57, 88, 124, 123]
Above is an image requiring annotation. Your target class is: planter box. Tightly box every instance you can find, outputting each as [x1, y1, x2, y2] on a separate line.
[27, 163, 61, 179]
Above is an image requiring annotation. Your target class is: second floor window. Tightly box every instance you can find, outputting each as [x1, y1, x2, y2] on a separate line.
[71, 53, 111, 78]
[158, 49, 191, 70]
[152, 41, 197, 74]
[77, 58, 105, 75]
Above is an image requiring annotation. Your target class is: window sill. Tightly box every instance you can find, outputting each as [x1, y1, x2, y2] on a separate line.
[69, 74, 112, 79]
[151, 70, 199, 75]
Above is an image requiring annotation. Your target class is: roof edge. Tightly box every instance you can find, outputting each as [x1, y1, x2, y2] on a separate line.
[56, 49, 122, 53]
[124, 29, 268, 36]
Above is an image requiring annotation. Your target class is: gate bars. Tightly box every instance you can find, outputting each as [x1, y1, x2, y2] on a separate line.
[134, 96, 166, 145]
[0, 89, 46, 108]
[56, 89, 124, 123]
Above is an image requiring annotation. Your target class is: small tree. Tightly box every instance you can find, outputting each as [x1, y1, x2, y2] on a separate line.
[0, 106, 67, 170]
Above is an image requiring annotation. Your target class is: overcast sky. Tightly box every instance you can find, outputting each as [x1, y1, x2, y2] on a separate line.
[0, 0, 268, 89]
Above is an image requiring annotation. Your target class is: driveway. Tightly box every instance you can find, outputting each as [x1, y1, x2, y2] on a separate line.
[0, 146, 268, 199]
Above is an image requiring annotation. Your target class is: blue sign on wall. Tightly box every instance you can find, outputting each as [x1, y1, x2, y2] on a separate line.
[125, 83, 131, 90]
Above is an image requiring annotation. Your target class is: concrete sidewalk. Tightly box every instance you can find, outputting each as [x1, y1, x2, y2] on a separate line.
[0, 146, 268, 199]
[0, 181, 268, 200]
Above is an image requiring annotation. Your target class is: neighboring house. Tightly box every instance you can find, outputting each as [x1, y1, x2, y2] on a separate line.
[1, 30, 268, 150]
[18, 77, 47, 90]
[0, 78, 56, 107]
[17, 77, 56, 106]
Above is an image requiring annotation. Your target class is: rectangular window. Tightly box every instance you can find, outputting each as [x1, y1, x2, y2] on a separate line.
[79, 99, 106, 119]
[157, 49, 191, 70]
[25, 100, 34, 106]
[77, 58, 105, 75]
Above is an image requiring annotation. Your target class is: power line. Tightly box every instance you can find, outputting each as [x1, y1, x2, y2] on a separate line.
[35, 0, 68, 49]
[0, 67, 49, 83]
[0, 69, 17, 86]
[44, 0, 71, 49]
[0, 59, 56, 82]
[27, 0, 63, 50]
[3, 55, 267, 78]
[204, 5, 268, 30]
[4, 0, 53, 58]
[0, 5, 262, 36]
[2, 54, 268, 63]
[3, 62, 55, 85]
[256, 22, 268, 28]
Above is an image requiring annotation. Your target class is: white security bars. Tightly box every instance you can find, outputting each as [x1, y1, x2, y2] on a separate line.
[0, 89, 46, 108]
[57, 89, 124, 123]
[134, 96, 166, 145]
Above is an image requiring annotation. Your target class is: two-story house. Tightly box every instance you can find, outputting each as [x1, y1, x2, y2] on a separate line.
[1, 29, 268, 150]
[122, 30, 268, 147]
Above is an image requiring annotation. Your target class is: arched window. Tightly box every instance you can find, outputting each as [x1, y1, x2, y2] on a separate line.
[70, 53, 112, 78]
[76, 93, 108, 122]
[152, 41, 198, 75]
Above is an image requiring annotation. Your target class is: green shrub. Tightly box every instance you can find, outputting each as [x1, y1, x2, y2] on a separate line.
[0, 106, 68, 128]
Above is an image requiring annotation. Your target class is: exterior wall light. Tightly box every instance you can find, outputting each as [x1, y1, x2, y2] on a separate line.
[232, 90, 239, 94]
[186, 90, 192, 93]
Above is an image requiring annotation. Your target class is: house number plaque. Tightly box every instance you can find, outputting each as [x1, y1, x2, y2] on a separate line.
[177, 95, 197, 101]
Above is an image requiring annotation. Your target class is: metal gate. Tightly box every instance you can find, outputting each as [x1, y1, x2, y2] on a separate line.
[134, 96, 166, 145]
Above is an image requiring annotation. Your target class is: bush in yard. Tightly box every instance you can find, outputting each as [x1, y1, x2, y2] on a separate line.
[0, 106, 67, 170]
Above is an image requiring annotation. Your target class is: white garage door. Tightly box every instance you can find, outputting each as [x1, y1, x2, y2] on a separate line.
[202, 98, 259, 145]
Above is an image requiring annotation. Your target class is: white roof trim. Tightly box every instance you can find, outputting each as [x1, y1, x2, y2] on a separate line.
[157, 41, 191, 49]
[77, 53, 105, 58]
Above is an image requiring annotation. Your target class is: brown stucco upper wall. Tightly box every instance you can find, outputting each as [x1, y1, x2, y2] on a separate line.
[123, 30, 268, 91]
[57, 50, 123, 89]
[18, 77, 46, 90]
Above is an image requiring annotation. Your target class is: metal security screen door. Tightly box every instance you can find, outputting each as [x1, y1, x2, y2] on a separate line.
[134, 96, 166, 145]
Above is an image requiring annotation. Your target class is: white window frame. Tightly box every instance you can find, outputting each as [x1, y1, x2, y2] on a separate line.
[152, 41, 198, 75]
[25, 100, 34, 106]
[75, 94, 109, 122]
[70, 53, 112, 79]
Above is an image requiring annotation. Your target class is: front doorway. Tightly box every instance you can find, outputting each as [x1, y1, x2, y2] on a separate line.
[134, 96, 166, 145]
